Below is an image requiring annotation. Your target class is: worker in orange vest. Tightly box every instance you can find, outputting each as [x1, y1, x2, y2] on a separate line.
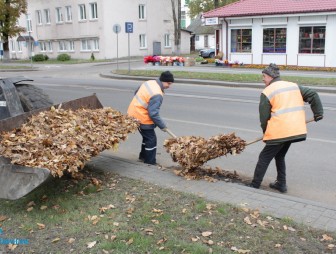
[127, 71, 174, 165]
[248, 63, 323, 193]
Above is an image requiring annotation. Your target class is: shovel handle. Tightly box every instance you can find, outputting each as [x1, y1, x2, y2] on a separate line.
[246, 118, 315, 146]
[166, 128, 177, 138]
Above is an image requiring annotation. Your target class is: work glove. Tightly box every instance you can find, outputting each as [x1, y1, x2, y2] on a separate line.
[314, 115, 323, 122]
[162, 128, 168, 132]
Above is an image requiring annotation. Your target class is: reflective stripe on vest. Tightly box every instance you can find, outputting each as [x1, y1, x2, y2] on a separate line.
[262, 81, 307, 141]
[127, 80, 163, 125]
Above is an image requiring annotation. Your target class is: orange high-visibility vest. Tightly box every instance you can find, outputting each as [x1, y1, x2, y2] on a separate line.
[127, 80, 163, 125]
[262, 81, 306, 141]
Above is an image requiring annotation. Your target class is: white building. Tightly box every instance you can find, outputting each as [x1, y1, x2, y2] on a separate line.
[7, 0, 191, 60]
[203, 0, 336, 67]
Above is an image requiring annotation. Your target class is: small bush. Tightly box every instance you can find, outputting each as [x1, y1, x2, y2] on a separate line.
[44, 54, 49, 61]
[57, 53, 71, 61]
[195, 57, 204, 62]
[90, 53, 95, 61]
[32, 54, 46, 62]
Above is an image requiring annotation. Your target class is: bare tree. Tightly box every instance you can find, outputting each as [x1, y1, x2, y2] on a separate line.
[171, 0, 181, 55]
[0, 0, 27, 60]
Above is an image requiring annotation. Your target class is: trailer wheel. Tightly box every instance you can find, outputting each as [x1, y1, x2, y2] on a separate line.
[15, 84, 53, 111]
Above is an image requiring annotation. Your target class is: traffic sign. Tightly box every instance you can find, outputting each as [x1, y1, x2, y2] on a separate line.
[125, 22, 133, 33]
[113, 24, 121, 34]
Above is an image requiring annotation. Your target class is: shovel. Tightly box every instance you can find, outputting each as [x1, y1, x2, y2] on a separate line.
[245, 118, 315, 146]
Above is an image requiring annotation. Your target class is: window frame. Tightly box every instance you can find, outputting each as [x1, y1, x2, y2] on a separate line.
[90, 2, 98, 20]
[139, 4, 146, 20]
[164, 34, 171, 47]
[36, 10, 42, 25]
[65, 6, 72, 22]
[139, 34, 147, 49]
[44, 9, 51, 24]
[230, 28, 252, 53]
[299, 26, 326, 54]
[56, 7, 63, 23]
[263, 28, 287, 53]
[79, 4, 87, 21]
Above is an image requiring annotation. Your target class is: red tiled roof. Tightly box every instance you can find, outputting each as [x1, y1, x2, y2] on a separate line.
[203, 0, 336, 18]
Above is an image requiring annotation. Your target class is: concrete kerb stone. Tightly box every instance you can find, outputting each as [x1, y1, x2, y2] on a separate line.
[88, 152, 336, 232]
[99, 71, 336, 94]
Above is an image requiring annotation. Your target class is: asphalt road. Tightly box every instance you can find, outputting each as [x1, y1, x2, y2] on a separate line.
[1, 61, 335, 206]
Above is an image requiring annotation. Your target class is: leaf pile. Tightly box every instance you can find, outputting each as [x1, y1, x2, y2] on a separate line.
[0, 107, 139, 177]
[164, 133, 246, 171]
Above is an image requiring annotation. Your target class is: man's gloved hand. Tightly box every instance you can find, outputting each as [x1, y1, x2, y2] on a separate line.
[314, 115, 323, 122]
[162, 128, 168, 132]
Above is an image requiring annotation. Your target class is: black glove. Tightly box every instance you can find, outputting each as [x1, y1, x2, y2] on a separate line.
[314, 115, 323, 122]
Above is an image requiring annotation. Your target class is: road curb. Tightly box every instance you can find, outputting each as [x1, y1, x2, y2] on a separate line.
[99, 71, 336, 94]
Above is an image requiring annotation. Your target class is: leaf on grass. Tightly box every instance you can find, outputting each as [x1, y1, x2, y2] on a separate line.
[40, 205, 48, 210]
[156, 237, 167, 245]
[275, 243, 281, 248]
[126, 238, 134, 245]
[110, 235, 117, 241]
[113, 222, 119, 226]
[321, 234, 333, 241]
[244, 216, 252, 225]
[144, 228, 154, 235]
[182, 208, 187, 213]
[51, 237, 60, 243]
[328, 244, 335, 249]
[7, 244, 17, 250]
[27, 207, 34, 212]
[68, 238, 75, 244]
[0, 215, 8, 222]
[152, 208, 164, 214]
[202, 231, 212, 237]
[151, 219, 160, 224]
[37, 223, 45, 230]
[27, 201, 36, 207]
[87, 241, 97, 249]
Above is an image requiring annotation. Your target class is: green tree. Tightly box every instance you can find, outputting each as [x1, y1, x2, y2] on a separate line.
[188, 0, 238, 19]
[0, 0, 27, 60]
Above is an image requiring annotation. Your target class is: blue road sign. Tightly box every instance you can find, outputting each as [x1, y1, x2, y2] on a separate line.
[125, 22, 133, 33]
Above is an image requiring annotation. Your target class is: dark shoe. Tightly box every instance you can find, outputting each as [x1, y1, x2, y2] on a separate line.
[246, 182, 259, 189]
[269, 181, 287, 193]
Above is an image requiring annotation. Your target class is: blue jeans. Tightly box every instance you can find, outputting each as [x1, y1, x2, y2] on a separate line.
[139, 128, 157, 165]
[252, 142, 291, 187]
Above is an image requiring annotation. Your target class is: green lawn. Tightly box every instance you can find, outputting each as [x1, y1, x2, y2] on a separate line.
[0, 168, 335, 253]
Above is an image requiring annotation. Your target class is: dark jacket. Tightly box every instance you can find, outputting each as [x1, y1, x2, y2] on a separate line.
[134, 79, 167, 130]
[259, 77, 324, 144]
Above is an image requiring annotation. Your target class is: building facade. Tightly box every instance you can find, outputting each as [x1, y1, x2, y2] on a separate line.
[7, 0, 190, 60]
[203, 0, 336, 67]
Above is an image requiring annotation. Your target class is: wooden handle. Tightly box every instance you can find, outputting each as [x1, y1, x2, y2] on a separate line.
[246, 118, 315, 146]
[166, 129, 177, 138]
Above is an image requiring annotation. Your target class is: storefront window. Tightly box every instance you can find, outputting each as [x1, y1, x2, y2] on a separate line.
[299, 26, 325, 54]
[263, 28, 286, 53]
[231, 29, 252, 53]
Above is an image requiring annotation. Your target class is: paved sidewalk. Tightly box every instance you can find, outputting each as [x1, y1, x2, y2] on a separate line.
[86, 151, 336, 233]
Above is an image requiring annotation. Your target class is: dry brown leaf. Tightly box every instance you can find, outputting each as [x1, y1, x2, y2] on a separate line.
[0, 215, 8, 222]
[275, 243, 281, 248]
[202, 231, 212, 237]
[40, 205, 48, 210]
[37, 223, 45, 230]
[328, 244, 335, 249]
[68, 238, 75, 244]
[321, 234, 333, 241]
[126, 238, 134, 245]
[7, 244, 17, 251]
[244, 216, 252, 225]
[87, 241, 97, 249]
[27, 207, 34, 212]
[51, 237, 60, 243]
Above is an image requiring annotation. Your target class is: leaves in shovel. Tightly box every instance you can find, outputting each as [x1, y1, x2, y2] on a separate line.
[164, 133, 246, 171]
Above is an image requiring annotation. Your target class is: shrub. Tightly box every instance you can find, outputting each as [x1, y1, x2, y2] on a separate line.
[32, 54, 46, 62]
[90, 53, 95, 61]
[195, 57, 204, 62]
[57, 53, 71, 61]
[44, 54, 49, 61]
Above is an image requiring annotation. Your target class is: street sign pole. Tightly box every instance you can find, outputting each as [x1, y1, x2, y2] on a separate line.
[112, 24, 121, 70]
[125, 22, 133, 74]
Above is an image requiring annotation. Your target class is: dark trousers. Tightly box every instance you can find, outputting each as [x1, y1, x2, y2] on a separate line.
[252, 142, 291, 187]
[139, 128, 157, 165]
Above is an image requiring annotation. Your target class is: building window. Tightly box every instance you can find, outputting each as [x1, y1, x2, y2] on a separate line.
[195, 35, 199, 41]
[40, 42, 47, 52]
[181, 11, 186, 28]
[44, 9, 50, 24]
[81, 40, 91, 51]
[65, 6, 72, 22]
[90, 2, 98, 19]
[17, 41, 22, 52]
[10, 40, 15, 51]
[139, 4, 146, 20]
[69, 41, 75, 51]
[59, 41, 67, 51]
[139, 34, 147, 48]
[26, 14, 32, 32]
[263, 28, 286, 53]
[79, 4, 86, 20]
[47, 41, 53, 52]
[36, 10, 42, 25]
[231, 29, 252, 53]
[204, 35, 209, 47]
[164, 34, 171, 47]
[56, 7, 63, 23]
[92, 39, 99, 50]
[299, 26, 326, 54]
